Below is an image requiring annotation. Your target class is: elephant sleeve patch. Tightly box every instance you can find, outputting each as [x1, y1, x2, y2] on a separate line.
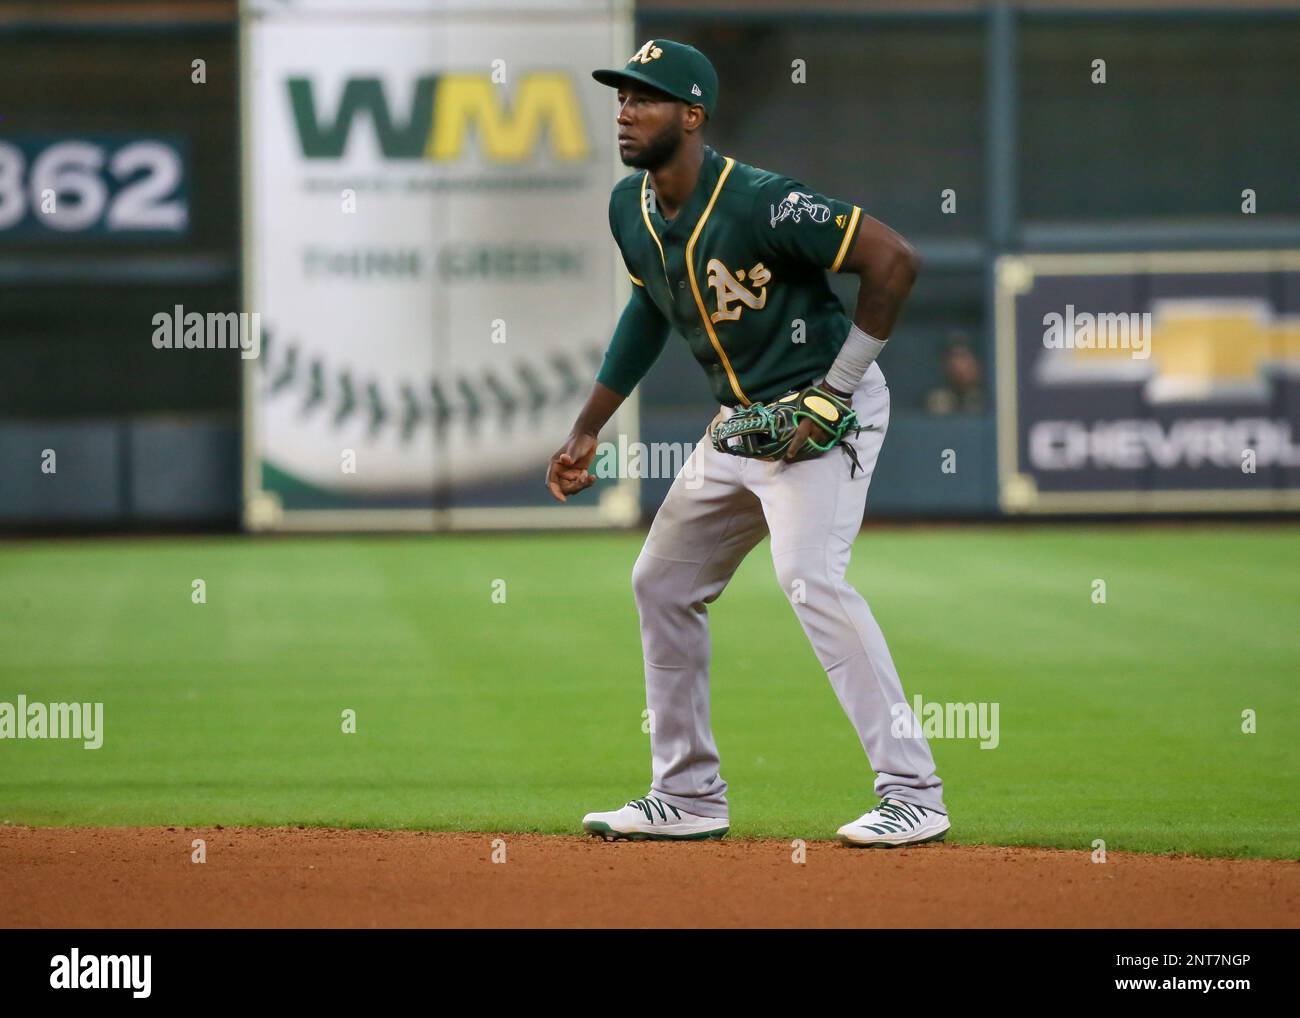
[755, 177, 861, 272]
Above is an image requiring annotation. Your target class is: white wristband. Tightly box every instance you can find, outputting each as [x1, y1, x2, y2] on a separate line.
[823, 323, 887, 394]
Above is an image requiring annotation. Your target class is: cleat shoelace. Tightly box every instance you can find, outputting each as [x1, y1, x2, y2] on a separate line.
[859, 798, 927, 834]
[628, 796, 682, 825]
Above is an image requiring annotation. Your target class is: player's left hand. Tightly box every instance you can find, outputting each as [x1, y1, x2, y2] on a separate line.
[782, 385, 851, 461]
[783, 416, 834, 461]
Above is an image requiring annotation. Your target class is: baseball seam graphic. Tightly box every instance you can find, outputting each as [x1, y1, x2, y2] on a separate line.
[260, 327, 605, 442]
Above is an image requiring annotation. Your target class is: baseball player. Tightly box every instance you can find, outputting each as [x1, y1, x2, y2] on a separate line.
[546, 39, 948, 848]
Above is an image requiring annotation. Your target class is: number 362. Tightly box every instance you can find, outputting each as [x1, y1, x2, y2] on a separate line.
[0, 139, 187, 233]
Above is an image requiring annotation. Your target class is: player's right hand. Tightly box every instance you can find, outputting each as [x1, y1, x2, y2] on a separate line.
[546, 432, 599, 502]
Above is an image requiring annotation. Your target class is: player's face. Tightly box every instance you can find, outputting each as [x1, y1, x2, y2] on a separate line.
[615, 85, 685, 169]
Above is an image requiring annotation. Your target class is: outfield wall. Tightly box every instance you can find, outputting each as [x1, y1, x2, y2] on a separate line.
[3, 1, 1299, 527]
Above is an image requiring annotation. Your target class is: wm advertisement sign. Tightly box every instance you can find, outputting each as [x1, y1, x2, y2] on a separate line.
[996, 252, 1300, 512]
[287, 74, 589, 162]
[242, 0, 636, 530]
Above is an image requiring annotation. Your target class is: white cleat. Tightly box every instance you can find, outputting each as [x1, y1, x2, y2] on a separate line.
[837, 798, 950, 848]
[582, 796, 729, 842]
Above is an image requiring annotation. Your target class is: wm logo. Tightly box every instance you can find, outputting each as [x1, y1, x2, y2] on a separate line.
[288, 73, 589, 162]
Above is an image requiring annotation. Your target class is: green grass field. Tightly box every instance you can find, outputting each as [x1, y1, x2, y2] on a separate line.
[0, 526, 1296, 859]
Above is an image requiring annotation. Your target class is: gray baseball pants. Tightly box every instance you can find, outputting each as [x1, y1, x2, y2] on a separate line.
[632, 362, 945, 819]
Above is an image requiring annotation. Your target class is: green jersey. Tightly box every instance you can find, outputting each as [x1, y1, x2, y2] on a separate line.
[596, 144, 863, 407]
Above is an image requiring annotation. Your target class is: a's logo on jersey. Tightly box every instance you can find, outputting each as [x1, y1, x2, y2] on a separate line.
[629, 41, 664, 64]
[707, 260, 772, 323]
[770, 190, 831, 228]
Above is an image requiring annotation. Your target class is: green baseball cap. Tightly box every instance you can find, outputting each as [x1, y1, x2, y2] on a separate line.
[593, 39, 719, 118]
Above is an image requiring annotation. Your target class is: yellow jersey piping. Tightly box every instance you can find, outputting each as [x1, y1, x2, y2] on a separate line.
[685, 156, 749, 406]
[638, 173, 668, 281]
[830, 205, 862, 273]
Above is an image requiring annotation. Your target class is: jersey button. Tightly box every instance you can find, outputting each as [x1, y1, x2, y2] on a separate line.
[677, 280, 686, 289]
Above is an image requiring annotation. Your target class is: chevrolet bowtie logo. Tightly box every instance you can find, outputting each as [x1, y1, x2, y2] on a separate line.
[1040, 298, 1300, 403]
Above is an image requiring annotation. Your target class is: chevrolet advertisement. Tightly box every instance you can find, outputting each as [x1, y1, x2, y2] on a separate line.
[996, 252, 1300, 512]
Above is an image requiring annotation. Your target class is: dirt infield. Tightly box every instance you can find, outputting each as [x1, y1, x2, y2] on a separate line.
[1, 827, 1296, 928]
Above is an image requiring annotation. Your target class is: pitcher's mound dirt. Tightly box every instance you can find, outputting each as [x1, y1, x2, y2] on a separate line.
[1, 826, 1296, 928]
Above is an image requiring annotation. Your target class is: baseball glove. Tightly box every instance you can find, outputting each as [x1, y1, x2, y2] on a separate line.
[710, 384, 869, 476]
